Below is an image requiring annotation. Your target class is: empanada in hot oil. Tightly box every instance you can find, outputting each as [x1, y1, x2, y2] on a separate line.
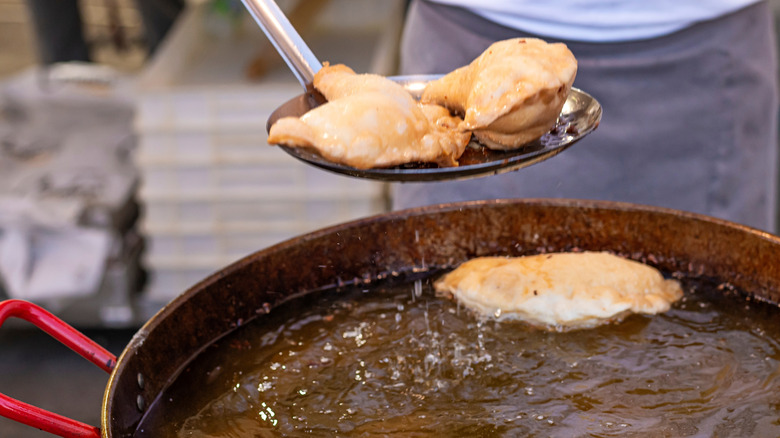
[434, 252, 683, 331]
[422, 38, 577, 150]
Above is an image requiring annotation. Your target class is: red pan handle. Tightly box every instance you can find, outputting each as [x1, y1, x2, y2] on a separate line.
[0, 299, 118, 438]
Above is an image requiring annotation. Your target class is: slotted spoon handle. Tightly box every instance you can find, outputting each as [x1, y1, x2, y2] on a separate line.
[240, 0, 322, 90]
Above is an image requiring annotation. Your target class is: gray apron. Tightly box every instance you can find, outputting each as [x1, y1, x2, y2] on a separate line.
[392, 0, 779, 232]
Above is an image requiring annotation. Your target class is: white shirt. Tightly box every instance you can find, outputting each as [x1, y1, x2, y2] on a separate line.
[427, 0, 761, 42]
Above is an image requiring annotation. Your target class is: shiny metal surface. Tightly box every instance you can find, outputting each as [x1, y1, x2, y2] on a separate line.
[240, 0, 321, 89]
[241, 1, 602, 182]
[268, 83, 602, 182]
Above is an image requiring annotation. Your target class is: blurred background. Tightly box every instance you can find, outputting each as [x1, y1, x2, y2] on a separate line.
[0, 0, 779, 436]
[0, 0, 402, 436]
[0, 0, 403, 326]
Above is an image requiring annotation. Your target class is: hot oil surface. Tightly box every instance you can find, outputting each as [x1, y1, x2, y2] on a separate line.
[135, 277, 780, 437]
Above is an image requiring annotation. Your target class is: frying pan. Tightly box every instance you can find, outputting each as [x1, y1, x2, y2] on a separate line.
[1, 199, 779, 437]
[242, 0, 602, 182]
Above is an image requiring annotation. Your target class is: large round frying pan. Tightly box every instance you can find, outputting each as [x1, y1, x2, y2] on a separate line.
[2, 199, 779, 437]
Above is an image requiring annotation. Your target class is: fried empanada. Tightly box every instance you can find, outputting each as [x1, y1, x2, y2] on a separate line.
[268, 64, 470, 169]
[434, 252, 683, 331]
[422, 38, 577, 150]
[311, 63, 411, 102]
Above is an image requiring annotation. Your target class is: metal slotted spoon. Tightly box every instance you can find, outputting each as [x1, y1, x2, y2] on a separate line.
[241, 0, 602, 182]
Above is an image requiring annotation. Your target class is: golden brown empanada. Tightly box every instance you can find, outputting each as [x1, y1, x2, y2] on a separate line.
[422, 38, 578, 150]
[268, 64, 470, 169]
[434, 252, 683, 331]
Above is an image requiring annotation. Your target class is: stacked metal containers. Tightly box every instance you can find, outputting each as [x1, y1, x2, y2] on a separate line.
[0, 63, 144, 326]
